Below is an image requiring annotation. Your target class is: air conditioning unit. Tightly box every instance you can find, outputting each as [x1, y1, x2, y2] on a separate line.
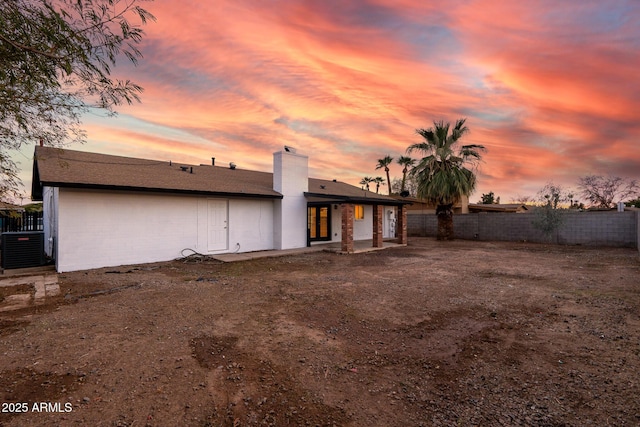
[1, 232, 45, 269]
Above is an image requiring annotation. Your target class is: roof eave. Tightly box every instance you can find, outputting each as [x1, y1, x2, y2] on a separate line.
[304, 192, 408, 205]
[39, 182, 283, 199]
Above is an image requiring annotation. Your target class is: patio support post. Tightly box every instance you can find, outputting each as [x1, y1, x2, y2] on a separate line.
[341, 203, 354, 253]
[373, 204, 383, 247]
[397, 204, 407, 244]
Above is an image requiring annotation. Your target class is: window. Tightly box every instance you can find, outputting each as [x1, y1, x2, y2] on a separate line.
[354, 204, 364, 220]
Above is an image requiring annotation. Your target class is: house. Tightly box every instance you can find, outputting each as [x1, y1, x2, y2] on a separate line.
[31, 146, 407, 272]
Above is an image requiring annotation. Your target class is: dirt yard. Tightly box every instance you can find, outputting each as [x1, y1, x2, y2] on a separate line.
[1, 238, 639, 426]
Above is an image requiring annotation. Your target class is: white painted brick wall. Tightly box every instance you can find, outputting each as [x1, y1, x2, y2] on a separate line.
[55, 189, 275, 272]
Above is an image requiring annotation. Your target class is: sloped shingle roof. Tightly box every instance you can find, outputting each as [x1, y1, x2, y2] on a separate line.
[32, 146, 281, 199]
[306, 178, 401, 204]
[32, 146, 401, 205]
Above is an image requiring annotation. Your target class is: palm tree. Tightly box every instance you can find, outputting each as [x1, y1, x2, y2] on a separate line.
[359, 176, 373, 191]
[408, 118, 486, 240]
[373, 176, 385, 194]
[397, 156, 415, 195]
[375, 155, 393, 195]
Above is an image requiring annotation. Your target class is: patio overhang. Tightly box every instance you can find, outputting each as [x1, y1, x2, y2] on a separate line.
[304, 193, 408, 206]
[304, 193, 408, 253]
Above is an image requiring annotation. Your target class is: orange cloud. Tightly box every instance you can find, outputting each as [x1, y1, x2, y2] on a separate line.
[16, 0, 639, 205]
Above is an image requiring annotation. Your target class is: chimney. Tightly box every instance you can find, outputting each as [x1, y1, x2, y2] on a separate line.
[273, 147, 308, 250]
[273, 148, 307, 194]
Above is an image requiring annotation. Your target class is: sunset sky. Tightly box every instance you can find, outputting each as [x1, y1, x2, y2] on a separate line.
[16, 0, 640, 204]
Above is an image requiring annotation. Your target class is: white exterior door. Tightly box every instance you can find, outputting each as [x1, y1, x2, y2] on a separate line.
[207, 200, 228, 251]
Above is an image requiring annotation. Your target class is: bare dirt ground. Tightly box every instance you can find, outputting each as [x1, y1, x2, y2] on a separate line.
[1, 238, 639, 427]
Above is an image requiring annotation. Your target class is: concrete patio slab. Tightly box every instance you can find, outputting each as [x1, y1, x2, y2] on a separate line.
[211, 240, 405, 262]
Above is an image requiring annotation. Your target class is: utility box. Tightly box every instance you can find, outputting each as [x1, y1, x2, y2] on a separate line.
[1, 232, 45, 269]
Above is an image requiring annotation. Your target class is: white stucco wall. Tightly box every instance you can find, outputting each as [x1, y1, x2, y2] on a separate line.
[227, 199, 274, 253]
[325, 204, 377, 243]
[55, 188, 275, 272]
[273, 151, 308, 250]
[274, 196, 307, 249]
[321, 204, 396, 243]
[354, 205, 373, 240]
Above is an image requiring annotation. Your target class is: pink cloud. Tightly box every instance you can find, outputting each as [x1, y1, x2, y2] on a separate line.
[18, 0, 638, 205]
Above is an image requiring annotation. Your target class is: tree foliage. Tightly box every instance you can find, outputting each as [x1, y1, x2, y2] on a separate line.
[480, 191, 497, 204]
[391, 175, 418, 197]
[532, 204, 564, 240]
[372, 176, 385, 194]
[625, 198, 640, 208]
[0, 0, 155, 199]
[577, 175, 639, 208]
[532, 182, 568, 240]
[375, 155, 393, 195]
[408, 118, 485, 240]
[512, 194, 534, 205]
[408, 119, 485, 207]
[536, 182, 569, 209]
[0, 153, 20, 198]
[359, 176, 373, 191]
[396, 155, 415, 195]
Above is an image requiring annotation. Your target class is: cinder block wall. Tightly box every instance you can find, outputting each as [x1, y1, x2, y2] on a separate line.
[476, 213, 546, 242]
[407, 213, 435, 237]
[637, 211, 640, 252]
[408, 211, 638, 247]
[557, 211, 636, 246]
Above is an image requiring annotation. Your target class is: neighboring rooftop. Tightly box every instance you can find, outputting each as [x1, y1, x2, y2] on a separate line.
[468, 203, 529, 213]
[0, 201, 24, 211]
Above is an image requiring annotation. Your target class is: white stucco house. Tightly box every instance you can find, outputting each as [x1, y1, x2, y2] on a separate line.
[31, 146, 407, 272]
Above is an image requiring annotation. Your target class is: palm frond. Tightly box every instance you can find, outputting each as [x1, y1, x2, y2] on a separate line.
[407, 141, 430, 154]
[375, 154, 393, 169]
[410, 118, 484, 204]
[459, 144, 486, 162]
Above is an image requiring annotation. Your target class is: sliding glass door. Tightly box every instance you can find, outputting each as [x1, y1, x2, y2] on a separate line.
[308, 205, 331, 241]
